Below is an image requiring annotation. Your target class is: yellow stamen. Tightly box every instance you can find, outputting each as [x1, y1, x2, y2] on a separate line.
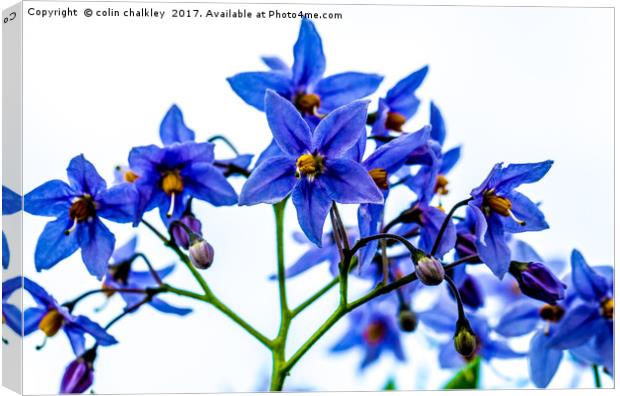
[296, 154, 323, 180]
[124, 170, 139, 183]
[161, 171, 184, 195]
[368, 168, 388, 190]
[435, 174, 449, 195]
[483, 191, 526, 226]
[539, 304, 565, 323]
[601, 298, 613, 320]
[385, 112, 406, 132]
[295, 93, 321, 115]
[38, 309, 64, 337]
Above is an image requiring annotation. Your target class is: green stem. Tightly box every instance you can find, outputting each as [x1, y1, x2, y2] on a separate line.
[291, 277, 339, 318]
[593, 365, 602, 388]
[430, 198, 472, 257]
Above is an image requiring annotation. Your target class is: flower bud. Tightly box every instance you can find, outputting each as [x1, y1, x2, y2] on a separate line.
[398, 307, 418, 333]
[415, 256, 445, 286]
[509, 261, 566, 305]
[189, 239, 214, 270]
[453, 320, 477, 358]
[60, 348, 96, 394]
[171, 214, 202, 249]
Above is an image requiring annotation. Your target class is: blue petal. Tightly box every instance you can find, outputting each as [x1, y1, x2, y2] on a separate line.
[63, 325, 86, 356]
[157, 190, 186, 226]
[66, 155, 107, 197]
[418, 205, 456, 257]
[3, 304, 23, 334]
[23, 277, 54, 306]
[2, 232, 9, 269]
[160, 104, 196, 145]
[73, 315, 118, 346]
[370, 98, 389, 137]
[280, 246, 336, 278]
[357, 203, 383, 271]
[419, 300, 457, 334]
[321, 159, 383, 204]
[24, 307, 46, 335]
[96, 183, 138, 224]
[24, 180, 73, 217]
[363, 126, 430, 173]
[510, 239, 543, 263]
[467, 203, 488, 242]
[440, 146, 461, 174]
[2, 186, 21, 215]
[110, 236, 138, 264]
[254, 139, 285, 168]
[227, 72, 292, 111]
[495, 161, 554, 195]
[429, 101, 446, 146]
[313, 72, 383, 113]
[183, 163, 238, 206]
[312, 100, 369, 157]
[471, 163, 503, 198]
[261, 56, 291, 73]
[360, 345, 382, 370]
[292, 18, 325, 89]
[495, 301, 540, 337]
[502, 191, 549, 233]
[438, 341, 465, 369]
[2, 276, 22, 299]
[77, 219, 115, 279]
[239, 156, 297, 205]
[149, 297, 193, 316]
[129, 264, 175, 285]
[34, 217, 80, 272]
[529, 331, 563, 388]
[291, 179, 332, 247]
[128, 144, 165, 174]
[547, 303, 602, 349]
[476, 214, 511, 279]
[570, 249, 609, 301]
[386, 66, 429, 112]
[265, 90, 312, 157]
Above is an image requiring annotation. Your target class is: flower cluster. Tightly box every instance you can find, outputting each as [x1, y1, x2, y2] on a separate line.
[4, 18, 612, 393]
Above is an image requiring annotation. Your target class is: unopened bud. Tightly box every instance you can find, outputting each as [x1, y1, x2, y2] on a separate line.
[171, 214, 203, 250]
[60, 348, 96, 394]
[398, 308, 418, 333]
[453, 320, 477, 358]
[189, 239, 214, 270]
[415, 256, 445, 286]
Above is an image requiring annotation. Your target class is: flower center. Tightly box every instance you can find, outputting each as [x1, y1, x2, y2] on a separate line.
[483, 190, 526, 226]
[39, 309, 64, 337]
[368, 168, 388, 190]
[539, 304, 565, 323]
[161, 171, 184, 218]
[385, 112, 406, 132]
[66, 195, 96, 235]
[601, 298, 613, 320]
[296, 154, 324, 180]
[295, 93, 321, 116]
[435, 174, 449, 195]
[363, 321, 386, 345]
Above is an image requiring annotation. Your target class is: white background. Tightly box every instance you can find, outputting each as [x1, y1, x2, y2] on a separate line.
[0, 0, 616, 395]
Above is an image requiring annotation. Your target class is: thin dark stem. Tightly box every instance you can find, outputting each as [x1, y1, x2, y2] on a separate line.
[133, 253, 163, 285]
[208, 135, 240, 155]
[593, 365, 602, 388]
[103, 298, 152, 331]
[63, 288, 149, 313]
[444, 276, 466, 320]
[141, 220, 170, 245]
[430, 198, 472, 257]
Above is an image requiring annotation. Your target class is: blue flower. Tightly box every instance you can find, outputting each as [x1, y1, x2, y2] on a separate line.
[547, 250, 613, 371]
[103, 237, 192, 316]
[468, 161, 553, 278]
[370, 66, 429, 136]
[331, 304, 405, 370]
[239, 91, 383, 246]
[2, 186, 21, 269]
[25, 155, 138, 279]
[3, 277, 23, 334]
[22, 278, 117, 355]
[228, 18, 383, 119]
[355, 127, 431, 269]
[128, 140, 238, 226]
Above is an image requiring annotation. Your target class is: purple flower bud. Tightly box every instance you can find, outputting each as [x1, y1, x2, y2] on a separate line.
[509, 261, 566, 305]
[415, 256, 445, 286]
[60, 349, 96, 394]
[189, 239, 214, 270]
[171, 215, 202, 249]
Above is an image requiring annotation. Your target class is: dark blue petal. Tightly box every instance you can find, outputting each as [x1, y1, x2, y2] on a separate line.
[386, 66, 429, 108]
[73, 315, 118, 346]
[149, 297, 193, 316]
[66, 155, 107, 197]
[23, 277, 55, 307]
[467, 203, 488, 241]
[321, 159, 383, 204]
[312, 100, 369, 157]
[129, 264, 175, 285]
[331, 329, 361, 352]
[370, 98, 390, 137]
[429, 101, 446, 146]
[2, 232, 9, 269]
[483, 339, 525, 359]
[254, 139, 285, 168]
[2, 277, 22, 299]
[227, 72, 292, 111]
[2, 186, 21, 215]
[265, 90, 312, 157]
[363, 126, 430, 173]
[110, 236, 137, 264]
[183, 163, 238, 206]
[291, 179, 332, 247]
[495, 161, 553, 195]
[23, 307, 46, 335]
[502, 191, 549, 233]
[128, 144, 165, 174]
[570, 249, 609, 301]
[96, 183, 138, 224]
[476, 214, 511, 279]
[292, 18, 325, 89]
[158, 190, 186, 226]
[63, 325, 86, 356]
[239, 156, 297, 205]
[77, 219, 115, 279]
[160, 104, 195, 145]
[314, 72, 383, 113]
[24, 180, 73, 217]
[3, 304, 23, 334]
[547, 303, 602, 349]
[357, 203, 383, 271]
[280, 246, 336, 278]
[261, 56, 291, 73]
[418, 205, 456, 257]
[440, 146, 461, 174]
[360, 345, 382, 369]
[34, 217, 79, 272]
[165, 141, 215, 166]
[495, 301, 540, 337]
[471, 163, 503, 198]
[529, 331, 563, 388]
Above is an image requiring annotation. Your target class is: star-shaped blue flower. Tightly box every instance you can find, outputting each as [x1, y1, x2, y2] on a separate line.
[25, 155, 138, 279]
[239, 91, 383, 246]
[468, 161, 553, 278]
[2, 186, 21, 269]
